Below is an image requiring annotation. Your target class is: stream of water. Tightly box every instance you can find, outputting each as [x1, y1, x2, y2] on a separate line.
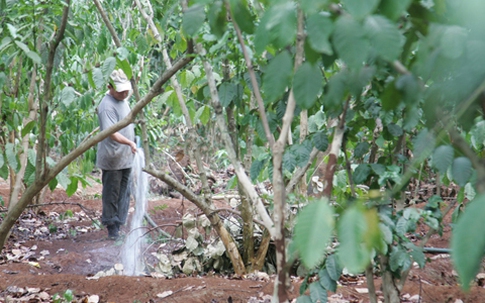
[121, 148, 147, 276]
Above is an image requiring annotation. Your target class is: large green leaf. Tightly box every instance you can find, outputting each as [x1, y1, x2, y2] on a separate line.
[250, 159, 265, 181]
[441, 25, 467, 59]
[21, 120, 36, 138]
[228, 0, 254, 34]
[337, 206, 371, 273]
[318, 268, 337, 292]
[313, 131, 329, 152]
[294, 199, 335, 269]
[91, 67, 104, 89]
[296, 295, 312, 303]
[195, 105, 210, 125]
[341, 0, 379, 20]
[208, 0, 226, 38]
[379, 0, 412, 20]
[364, 15, 403, 61]
[182, 4, 205, 37]
[66, 176, 78, 197]
[262, 51, 293, 103]
[5, 143, 18, 172]
[332, 16, 370, 69]
[293, 62, 322, 109]
[299, 0, 329, 14]
[354, 142, 370, 158]
[451, 157, 472, 187]
[309, 282, 328, 303]
[266, 2, 297, 49]
[218, 82, 237, 107]
[451, 194, 485, 290]
[353, 164, 371, 184]
[0, 153, 4, 169]
[412, 129, 435, 162]
[306, 13, 334, 55]
[102, 57, 117, 79]
[61, 87, 76, 107]
[432, 145, 454, 174]
[325, 254, 342, 281]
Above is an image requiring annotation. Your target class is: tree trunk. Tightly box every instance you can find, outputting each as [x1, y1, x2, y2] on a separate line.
[9, 67, 39, 211]
[379, 254, 401, 303]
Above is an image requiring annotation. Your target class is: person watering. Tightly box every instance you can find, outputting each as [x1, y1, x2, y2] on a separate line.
[96, 69, 137, 239]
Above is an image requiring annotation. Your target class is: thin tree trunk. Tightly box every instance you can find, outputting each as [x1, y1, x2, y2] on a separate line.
[9, 69, 39, 211]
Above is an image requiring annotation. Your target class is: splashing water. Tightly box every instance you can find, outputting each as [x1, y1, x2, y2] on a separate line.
[121, 148, 148, 276]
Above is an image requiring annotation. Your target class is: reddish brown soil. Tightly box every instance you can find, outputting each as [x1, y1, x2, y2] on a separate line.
[1, 180, 485, 303]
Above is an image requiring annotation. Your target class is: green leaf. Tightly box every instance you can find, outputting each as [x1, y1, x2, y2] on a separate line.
[296, 295, 312, 303]
[313, 131, 329, 151]
[310, 282, 328, 303]
[195, 105, 210, 125]
[102, 57, 117, 79]
[91, 68, 104, 89]
[254, 14, 271, 54]
[7, 23, 17, 38]
[66, 176, 78, 197]
[432, 145, 454, 174]
[364, 15, 403, 61]
[293, 62, 323, 109]
[299, 0, 329, 15]
[341, 0, 379, 20]
[250, 159, 265, 181]
[452, 157, 472, 187]
[218, 82, 237, 107]
[332, 16, 370, 69]
[353, 164, 371, 184]
[63, 289, 74, 302]
[14, 40, 29, 53]
[306, 13, 334, 55]
[57, 172, 69, 190]
[441, 26, 467, 59]
[229, 0, 255, 34]
[451, 194, 485, 290]
[412, 129, 435, 162]
[117, 57, 133, 80]
[389, 245, 407, 272]
[5, 143, 18, 172]
[387, 123, 403, 137]
[183, 4, 205, 37]
[0, 153, 3, 168]
[61, 86, 76, 107]
[265, 2, 297, 48]
[294, 199, 335, 269]
[319, 268, 337, 292]
[381, 80, 402, 111]
[410, 245, 425, 268]
[0, 37, 12, 51]
[325, 254, 342, 281]
[337, 206, 371, 273]
[21, 120, 36, 138]
[379, 0, 412, 20]
[354, 142, 370, 158]
[49, 177, 58, 191]
[379, 223, 393, 244]
[283, 149, 297, 172]
[208, 0, 226, 38]
[262, 51, 293, 103]
[26, 51, 41, 64]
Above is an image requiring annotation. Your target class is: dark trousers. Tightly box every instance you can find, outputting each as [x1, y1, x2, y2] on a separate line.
[101, 168, 132, 227]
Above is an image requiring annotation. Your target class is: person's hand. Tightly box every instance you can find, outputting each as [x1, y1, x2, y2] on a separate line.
[129, 141, 137, 154]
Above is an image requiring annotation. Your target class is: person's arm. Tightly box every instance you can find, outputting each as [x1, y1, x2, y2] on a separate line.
[110, 132, 137, 154]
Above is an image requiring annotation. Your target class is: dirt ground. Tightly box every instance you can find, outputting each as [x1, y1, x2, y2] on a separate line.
[1, 179, 485, 303]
